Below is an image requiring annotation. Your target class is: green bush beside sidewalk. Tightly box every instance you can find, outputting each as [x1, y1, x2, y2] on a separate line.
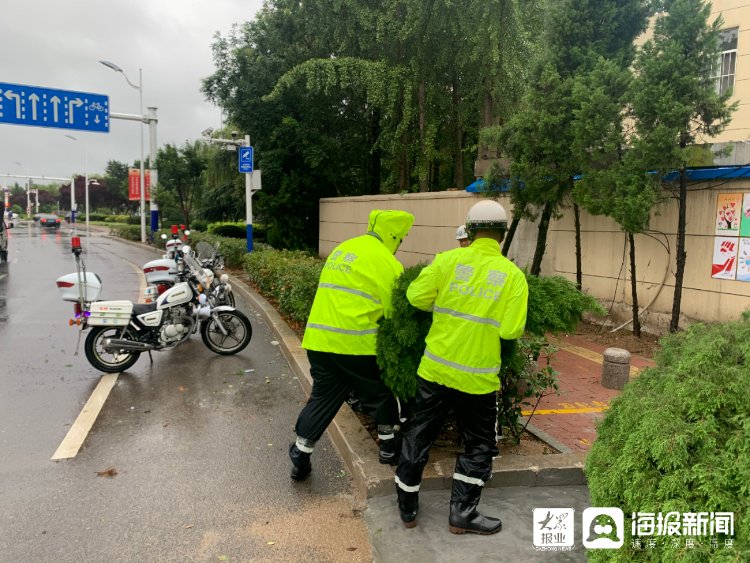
[586, 311, 750, 561]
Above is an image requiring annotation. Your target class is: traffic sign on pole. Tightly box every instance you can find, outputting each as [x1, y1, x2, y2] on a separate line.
[0, 82, 109, 133]
[238, 146, 253, 173]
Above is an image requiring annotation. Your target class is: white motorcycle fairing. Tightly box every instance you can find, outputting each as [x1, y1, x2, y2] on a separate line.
[157, 282, 192, 308]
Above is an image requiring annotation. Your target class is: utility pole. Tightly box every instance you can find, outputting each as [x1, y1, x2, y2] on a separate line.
[202, 130, 260, 252]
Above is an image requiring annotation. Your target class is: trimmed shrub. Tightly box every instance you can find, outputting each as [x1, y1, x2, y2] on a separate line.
[109, 224, 141, 241]
[191, 219, 208, 232]
[243, 247, 322, 326]
[187, 231, 248, 269]
[586, 312, 750, 562]
[208, 221, 246, 239]
[104, 214, 133, 224]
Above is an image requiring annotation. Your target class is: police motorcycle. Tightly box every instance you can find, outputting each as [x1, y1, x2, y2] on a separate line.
[142, 226, 234, 307]
[56, 236, 252, 373]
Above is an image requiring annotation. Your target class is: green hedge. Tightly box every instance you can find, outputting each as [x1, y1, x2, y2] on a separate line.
[586, 312, 750, 562]
[242, 246, 322, 326]
[109, 224, 141, 241]
[208, 221, 246, 238]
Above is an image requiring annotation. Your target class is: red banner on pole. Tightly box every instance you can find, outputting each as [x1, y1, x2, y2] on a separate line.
[128, 169, 151, 201]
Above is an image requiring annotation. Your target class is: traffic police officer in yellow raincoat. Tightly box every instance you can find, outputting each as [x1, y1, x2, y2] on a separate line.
[289, 209, 415, 480]
[395, 200, 528, 534]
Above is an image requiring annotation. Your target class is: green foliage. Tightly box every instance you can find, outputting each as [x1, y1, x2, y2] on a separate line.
[525, 274, 605, 336]
[376, 265, 433, 399]
[376, 265, 604, 441]
[190, 219, 208, 232]
[108, 225, 141, 241]
[103, 214, 139, 225]
[242, 246, 323, 325]
[498, 0, 650, 274]
[186, 231, 248, 269]
[208, 221, 246, 239]
[586, 312, 750, 562]
[157, 141, 207, 228]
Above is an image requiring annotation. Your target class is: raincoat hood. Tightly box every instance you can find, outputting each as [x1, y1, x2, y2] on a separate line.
[367, 209, 415, 254]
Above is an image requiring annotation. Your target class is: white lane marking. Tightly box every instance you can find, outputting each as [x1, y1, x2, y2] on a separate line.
[51, 373, 119, 460]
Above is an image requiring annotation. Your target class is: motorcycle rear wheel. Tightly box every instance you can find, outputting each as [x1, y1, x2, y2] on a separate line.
[200, 310, 252, 355]
[84, 326, 141, 373]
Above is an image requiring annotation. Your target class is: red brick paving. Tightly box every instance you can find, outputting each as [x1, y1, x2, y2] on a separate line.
[524, 337, 657, 453]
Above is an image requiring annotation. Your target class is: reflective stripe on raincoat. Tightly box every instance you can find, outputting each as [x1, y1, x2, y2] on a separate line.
[406, 238, 528, 394]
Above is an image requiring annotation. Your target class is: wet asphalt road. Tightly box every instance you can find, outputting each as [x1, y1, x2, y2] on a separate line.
[0, 223, 370, 562]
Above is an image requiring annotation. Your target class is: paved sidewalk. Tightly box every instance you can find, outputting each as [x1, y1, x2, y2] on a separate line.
[366, 486, 590, 562]
[523, 334, 657, 453]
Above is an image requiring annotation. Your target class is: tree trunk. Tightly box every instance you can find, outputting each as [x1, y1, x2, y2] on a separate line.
[669, 166, 688, 332]
[530, 202, 553, 276]
[502, 216, 521, 256]
[452, 75, 464, 190]
[418, 80, 428, 193]
[574, 201, 582, 291]
[369, 108, 381, 195]
[628, 231, 641, 337]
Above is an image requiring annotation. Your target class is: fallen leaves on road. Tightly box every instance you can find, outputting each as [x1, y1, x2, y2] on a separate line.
[183, 524, 194, 529]
[96, 467, 117, 478]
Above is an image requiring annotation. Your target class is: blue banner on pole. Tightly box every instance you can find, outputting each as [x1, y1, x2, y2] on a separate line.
[0, 82, 109, 133]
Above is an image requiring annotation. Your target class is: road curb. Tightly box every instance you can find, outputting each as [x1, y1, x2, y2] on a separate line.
[101, 230, 588, 498]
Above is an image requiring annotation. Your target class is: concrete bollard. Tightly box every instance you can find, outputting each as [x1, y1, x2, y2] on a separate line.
[602, 347, 631, 390]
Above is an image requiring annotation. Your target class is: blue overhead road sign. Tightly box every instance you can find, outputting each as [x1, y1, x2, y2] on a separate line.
[0, 82, 109, 133]
[239, 146, 253, 173]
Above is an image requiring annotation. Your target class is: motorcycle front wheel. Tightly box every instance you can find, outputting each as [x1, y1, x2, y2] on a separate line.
[84, 326, 141, 373]
[200, 310, 252, 355]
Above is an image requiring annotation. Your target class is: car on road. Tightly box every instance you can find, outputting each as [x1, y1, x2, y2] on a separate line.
[38, 214, 62, 229]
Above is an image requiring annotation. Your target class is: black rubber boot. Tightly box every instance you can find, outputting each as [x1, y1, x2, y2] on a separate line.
[396, 486, 419, 528]
[377, 425, 401, 466]
[288, 442, 312, 481]
[448, 478, 501, 535]
[448, 502, 502, 535]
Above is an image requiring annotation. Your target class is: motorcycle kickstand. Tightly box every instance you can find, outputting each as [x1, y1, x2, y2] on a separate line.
[148, 351, 153, 364]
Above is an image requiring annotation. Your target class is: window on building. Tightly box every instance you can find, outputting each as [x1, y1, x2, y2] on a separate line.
[713, 27, 738, 96]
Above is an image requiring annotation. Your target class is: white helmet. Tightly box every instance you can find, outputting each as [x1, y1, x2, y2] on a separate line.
[465, 200, 508, 236]
[455, 225, 468, 240]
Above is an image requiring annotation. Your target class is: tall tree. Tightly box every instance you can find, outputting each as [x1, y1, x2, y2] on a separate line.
[498, 0, 649, 276]
[572, 59, 662, 336]
[157, 142, 207, 229]
[629, 0, 736, 332]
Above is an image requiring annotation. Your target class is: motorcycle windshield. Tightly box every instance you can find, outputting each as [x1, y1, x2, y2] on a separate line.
[195, 241, 216, 262]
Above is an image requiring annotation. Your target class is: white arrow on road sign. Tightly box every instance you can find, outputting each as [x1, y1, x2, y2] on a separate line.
[29, 93, 39, 120]
[67, 98, 83, 124]
[4, 90, 21, 118]
[50, 96, 61, 122]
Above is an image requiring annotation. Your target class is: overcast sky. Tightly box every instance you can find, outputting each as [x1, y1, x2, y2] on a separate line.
[0, 0, 263, 186]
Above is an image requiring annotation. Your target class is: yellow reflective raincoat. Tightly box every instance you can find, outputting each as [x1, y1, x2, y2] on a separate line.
[302, 209, 415, 355]
[406, 238, 528, 394]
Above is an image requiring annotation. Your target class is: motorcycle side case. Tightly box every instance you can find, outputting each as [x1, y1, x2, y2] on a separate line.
[56, 272, 103, 303]
[88, 300, 133, 326]
[143, 258, 177, 285]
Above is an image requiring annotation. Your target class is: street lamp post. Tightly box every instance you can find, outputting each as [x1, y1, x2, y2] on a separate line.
[13, 161, 30, 216]
[65, 134, 90, 228]
[100, 60, 146, 243]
